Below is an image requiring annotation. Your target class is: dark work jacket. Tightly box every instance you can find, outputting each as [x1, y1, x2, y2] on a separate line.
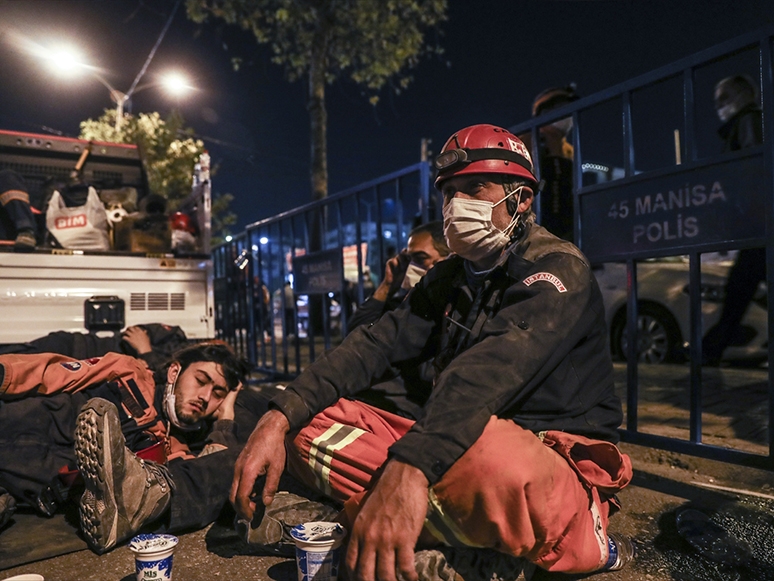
[348, 292, 405, 331]
[347, 289, 431, 421]
[718, 103, 762, 152]
[271, 223, 622, 485]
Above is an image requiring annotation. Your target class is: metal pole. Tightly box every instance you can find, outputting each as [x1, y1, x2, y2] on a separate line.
[113, 91, 127, 132]
[625, 259, 639, 432]
[759, 33, 774, 464]
[689, 252, 703, 443]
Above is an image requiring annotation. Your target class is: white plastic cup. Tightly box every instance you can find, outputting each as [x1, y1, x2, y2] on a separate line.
[129, 534, 179, 581]
[289, 522, 346, 581]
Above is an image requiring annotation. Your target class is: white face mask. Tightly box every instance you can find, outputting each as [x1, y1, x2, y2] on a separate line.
[716, 102, 740, 123]
[401, 262, 427, 290]
[443, 187, 523, 264]
[551, 117, 573, 136]
[164, 370, 203, 431]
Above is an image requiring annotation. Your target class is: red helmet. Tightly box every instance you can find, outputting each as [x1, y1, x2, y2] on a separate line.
[169, 212, 195, 234]
[434, 124, 536, 188]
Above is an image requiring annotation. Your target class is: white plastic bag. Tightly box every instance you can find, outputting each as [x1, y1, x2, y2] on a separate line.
[46, 187, 110, 251]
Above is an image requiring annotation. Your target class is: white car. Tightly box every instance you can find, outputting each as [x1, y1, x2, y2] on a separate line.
[593, 256, 768, 365]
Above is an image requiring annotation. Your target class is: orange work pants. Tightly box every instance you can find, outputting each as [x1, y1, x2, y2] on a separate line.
[287, 399, 632, 574]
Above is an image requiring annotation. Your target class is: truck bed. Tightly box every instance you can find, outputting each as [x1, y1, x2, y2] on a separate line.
[0, 248, 212, 342]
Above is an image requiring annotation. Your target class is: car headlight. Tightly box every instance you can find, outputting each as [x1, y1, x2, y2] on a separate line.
[682, 284, 725, 302]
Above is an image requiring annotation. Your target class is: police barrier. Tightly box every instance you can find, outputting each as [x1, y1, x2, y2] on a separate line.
[508, 26, 774, 470]
[213, 163, 434, 378]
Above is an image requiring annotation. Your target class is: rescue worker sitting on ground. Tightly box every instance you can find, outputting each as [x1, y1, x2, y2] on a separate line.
[231, 124, 634, 581]
[0, 342, 253, 554]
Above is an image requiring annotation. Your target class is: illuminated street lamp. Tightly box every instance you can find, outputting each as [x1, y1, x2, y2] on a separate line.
[159, 72, 193, 98]
[107, 72, 194, 131]
[37, 44, 193, 131]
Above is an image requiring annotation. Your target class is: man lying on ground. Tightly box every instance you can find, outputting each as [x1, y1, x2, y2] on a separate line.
[0, 323, 189, 374]
[0, 342, 273, 554]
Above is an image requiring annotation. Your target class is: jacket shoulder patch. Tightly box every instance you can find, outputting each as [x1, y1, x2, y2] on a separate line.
[60, 361, 82, 371]
[523, 272, 567, 292]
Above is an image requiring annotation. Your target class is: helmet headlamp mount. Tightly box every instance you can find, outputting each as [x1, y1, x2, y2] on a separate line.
[434, 147, 534, 176]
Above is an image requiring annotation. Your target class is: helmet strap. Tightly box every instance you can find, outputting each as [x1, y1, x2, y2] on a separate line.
[502, 182, 532, 242]
[496, 182, 526, 239]
[501, 180, 524, 217]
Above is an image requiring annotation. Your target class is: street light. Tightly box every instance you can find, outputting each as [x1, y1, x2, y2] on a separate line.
[159, 72, 193, 98]
[106, 72, 194, 131]
[37, 43, 85, 78]
[36, 44, 193, 131]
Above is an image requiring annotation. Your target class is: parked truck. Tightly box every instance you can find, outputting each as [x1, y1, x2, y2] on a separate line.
[0, 129, 213, 343]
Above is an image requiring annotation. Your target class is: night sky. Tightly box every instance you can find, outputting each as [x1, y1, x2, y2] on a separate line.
[0, 0, 772, 231]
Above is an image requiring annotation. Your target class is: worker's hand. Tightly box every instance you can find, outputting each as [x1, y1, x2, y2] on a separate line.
[122, 326, 152, 354]
[230, 409, 290, 521]
[346, 459, 428, 581]
[214, 383, 242, 421]
[372, 252, 410, 302]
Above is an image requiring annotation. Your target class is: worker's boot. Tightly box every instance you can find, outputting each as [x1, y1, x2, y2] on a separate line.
[13, 229, 36, 252]
[413, 534, 635, 580]
[74, 397, 174, 554]
[235, 491, 339, 557]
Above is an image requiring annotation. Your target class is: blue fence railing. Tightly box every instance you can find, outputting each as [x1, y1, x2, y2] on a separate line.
[213, 162, 433, 377]
[508, 25, 774, 470]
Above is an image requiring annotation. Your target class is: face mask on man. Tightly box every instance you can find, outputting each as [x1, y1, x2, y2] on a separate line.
[714, 83, 753, 123]
[550, 117, 573, 136]
[716, 102, 741, 123]
[443, 186, 524, 264]
[163, 372, 203, 431]
[401, 262, 428, 290]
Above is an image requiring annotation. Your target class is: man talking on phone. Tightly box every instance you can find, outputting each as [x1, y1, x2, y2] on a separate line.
[348, 221, 450, 333]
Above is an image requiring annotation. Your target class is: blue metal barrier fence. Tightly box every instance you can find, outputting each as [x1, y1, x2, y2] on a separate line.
[213, 162, 434, 378]
[508, 25, 774, 470]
